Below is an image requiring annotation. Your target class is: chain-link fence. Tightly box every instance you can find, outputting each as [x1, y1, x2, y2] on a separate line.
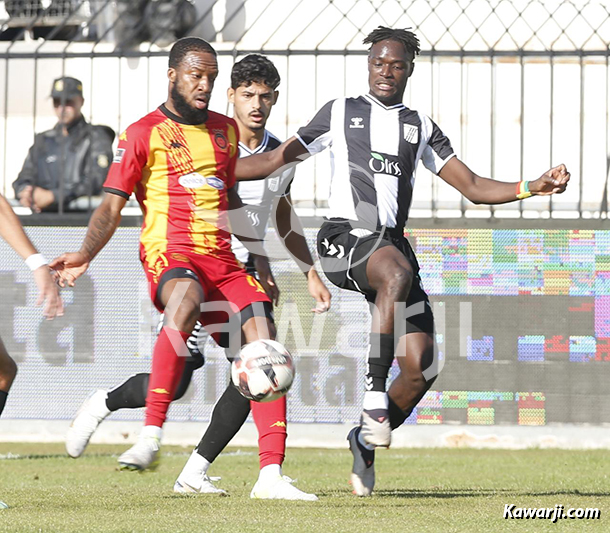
[1, 0, 609, 217]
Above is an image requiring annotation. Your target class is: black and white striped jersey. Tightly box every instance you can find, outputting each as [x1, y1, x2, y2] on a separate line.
[232, 130, 294, 264]
[296, 93, 455, 230]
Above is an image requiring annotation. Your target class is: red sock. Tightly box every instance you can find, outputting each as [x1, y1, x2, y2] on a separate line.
[251, 396, 287, 468]
[144, 327, 189, 427]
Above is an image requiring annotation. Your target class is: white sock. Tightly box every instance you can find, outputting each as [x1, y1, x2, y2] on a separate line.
[141, 425, 163, 440]
[258, 463, 282, 483]
[90, 391, 111, 418]
[358, 430, 376, 451]
[181, 450, 210, 477]
[363, 391, 389, 411]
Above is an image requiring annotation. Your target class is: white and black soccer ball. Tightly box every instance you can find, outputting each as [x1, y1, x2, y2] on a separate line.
[231, 339, 295, 402]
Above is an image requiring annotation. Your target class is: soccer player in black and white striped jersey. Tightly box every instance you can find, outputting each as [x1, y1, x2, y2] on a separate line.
[236, 26, 570, 496]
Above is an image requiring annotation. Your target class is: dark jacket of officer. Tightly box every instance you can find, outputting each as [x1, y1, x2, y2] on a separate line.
[13, 117, 115, 212]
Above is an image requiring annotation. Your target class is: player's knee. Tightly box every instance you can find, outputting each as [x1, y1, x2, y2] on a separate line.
[166, 296, 201, 332]
[381, 267, 413, 298]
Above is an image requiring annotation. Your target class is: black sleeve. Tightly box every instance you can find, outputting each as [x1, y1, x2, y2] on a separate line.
[296, 99, 335, 155]
[71, 126, 115, 202]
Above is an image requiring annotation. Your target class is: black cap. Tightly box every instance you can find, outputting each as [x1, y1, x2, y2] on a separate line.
[50, 77, 83, 100]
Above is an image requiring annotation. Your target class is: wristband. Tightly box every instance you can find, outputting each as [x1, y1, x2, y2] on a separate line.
[25, 253, 48, 271]
[516, 180, 532, 200]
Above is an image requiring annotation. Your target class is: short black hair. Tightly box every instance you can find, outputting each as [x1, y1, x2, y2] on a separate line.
[363, 26, 420, 58]
[169, 37, 217, 69]
[231, 54, 280, 90]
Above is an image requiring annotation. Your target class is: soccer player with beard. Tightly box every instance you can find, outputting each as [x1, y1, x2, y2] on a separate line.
[51, 38, 285, 474]
[63, 54, 330, 500]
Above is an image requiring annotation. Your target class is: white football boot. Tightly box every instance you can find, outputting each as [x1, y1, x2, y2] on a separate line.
[174, 474, 227, 495]
[250, 475, 318, 501]
[118, 427, 161, 471]
[347, 426, 375, 497]
[66, 390, 110, 458]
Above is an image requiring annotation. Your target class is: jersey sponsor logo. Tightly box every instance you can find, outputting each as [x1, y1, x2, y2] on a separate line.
[213, 130, 228, 150]
[206, 176, 225, 190]
[151, 388, 170, 395]
[369, 152, 401, 176]
[119, 131, 127, 141]
[113, 148, 125, 164]
[404, 124, 419, 144]
[170, 140, 185, 149]
[46, 154, 58, 164]
[179, 172, 207, 189]
[270, 421, 286, 428]
[350, 117, 365, 128]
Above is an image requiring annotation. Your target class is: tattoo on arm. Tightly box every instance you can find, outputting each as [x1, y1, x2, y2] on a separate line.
[80, 206, 119, 260]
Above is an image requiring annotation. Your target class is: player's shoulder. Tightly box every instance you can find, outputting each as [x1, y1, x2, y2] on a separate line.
[264, 130, 282, 151]
[123, 108, 166, 139]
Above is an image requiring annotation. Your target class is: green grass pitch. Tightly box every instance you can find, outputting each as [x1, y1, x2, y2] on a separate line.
[0, 443, 608, 532]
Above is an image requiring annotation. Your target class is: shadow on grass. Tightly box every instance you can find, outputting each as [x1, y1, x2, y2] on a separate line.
[316, 488, 513, 499]
[517, 490, 610, 498]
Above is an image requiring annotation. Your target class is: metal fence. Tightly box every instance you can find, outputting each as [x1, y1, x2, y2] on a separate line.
[1, 0, 609, 218]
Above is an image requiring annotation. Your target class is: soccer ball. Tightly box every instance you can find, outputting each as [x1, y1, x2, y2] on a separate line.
[231, 339, 295, 402]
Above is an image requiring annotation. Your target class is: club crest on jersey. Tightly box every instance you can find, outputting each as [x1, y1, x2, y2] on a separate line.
[206, 176, 225, 190]
[404, 124, 418, 144]
[213, 130, 228, 150]
[179, 173, 207, 188]
[267, 176, 280, 192]
[113, 148, 125, 163]
[350, 117, 365, 129]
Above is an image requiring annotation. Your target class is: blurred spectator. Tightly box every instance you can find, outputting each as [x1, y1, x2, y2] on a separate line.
[13, 76, 115, 213]
[115, 0, 197, 48]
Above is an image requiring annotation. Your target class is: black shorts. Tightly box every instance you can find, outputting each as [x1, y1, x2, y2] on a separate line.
[317, 219, 434, 335]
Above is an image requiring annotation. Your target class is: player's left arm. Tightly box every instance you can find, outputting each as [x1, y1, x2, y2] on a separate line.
[438, 157, 570, 204]
[0, 194, 63, 319]
[275, 193, 331, 313]
[227, 187, 279, 305]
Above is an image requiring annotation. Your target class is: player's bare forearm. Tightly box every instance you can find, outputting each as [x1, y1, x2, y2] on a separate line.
[79, 193, 126, 261]
[275, 194, 314, 276]
[0, 193, 38, 259]
[236, 136, 309, 181]
[439, 158, 570, 204]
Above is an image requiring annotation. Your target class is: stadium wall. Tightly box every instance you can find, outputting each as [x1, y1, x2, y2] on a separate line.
[2, 219, 610, 449]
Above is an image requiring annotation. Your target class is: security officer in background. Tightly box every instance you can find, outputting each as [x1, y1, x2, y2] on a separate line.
[13, 77, 115, 213]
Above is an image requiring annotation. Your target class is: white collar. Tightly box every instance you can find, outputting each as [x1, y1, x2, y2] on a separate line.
[364, 93, 405, 111]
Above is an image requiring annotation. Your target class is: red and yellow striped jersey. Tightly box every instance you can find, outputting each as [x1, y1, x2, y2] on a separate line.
[104, 106, 239, 266]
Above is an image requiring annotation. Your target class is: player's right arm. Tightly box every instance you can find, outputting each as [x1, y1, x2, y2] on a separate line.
[236, 100, 335, 181]
[51, 193, 126, 287]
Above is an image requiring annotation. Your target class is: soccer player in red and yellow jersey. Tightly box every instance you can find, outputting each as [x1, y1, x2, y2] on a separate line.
[51, 38, 279, 471]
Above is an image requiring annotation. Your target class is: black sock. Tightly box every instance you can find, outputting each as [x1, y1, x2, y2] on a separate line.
[388, 396, 411, 430]
[196, 383, 251, 463]
[367, 333, 395, 392]
[0, 390, 7, 418]
[105, 373, 149, 412]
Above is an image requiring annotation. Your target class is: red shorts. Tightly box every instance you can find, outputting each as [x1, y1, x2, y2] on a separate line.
[143, 249, 271, 343]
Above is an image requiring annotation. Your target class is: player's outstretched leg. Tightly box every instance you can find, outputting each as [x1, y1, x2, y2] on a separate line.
[66, 352, 201, 458]
[175, 382, 251, 494]
[249, 396, 317, 501]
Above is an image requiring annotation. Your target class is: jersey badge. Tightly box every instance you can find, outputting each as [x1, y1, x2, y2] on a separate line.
[404, 124, 418, 144]
[350, 117, 365, 129]
[213, 130, 228, 150]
